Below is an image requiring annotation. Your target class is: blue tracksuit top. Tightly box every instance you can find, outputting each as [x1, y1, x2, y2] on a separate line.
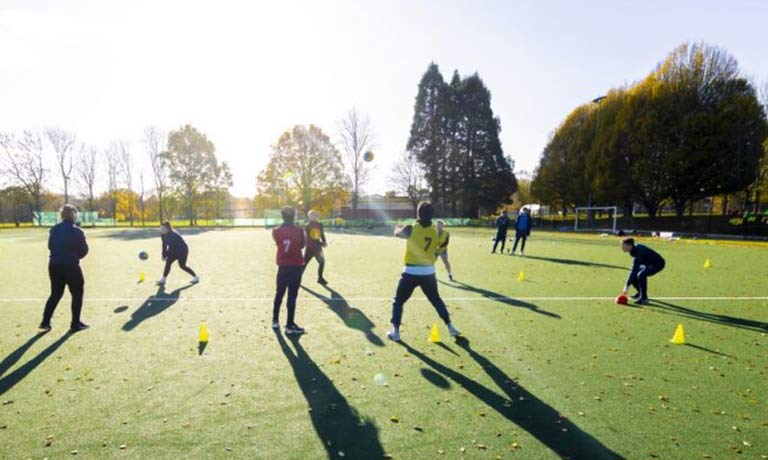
[161, 231, 189, 259]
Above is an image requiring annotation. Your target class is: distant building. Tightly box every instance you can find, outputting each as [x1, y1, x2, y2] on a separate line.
[341, 194, 414, 220]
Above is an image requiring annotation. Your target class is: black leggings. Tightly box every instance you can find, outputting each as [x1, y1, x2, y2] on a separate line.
[304, 247, 325, 279]
[274, 265, 303, 325]
[390, 273, 451, 327]
[163, 252, 196, 278]
[513, 232, 528, 253]
[43, 264, 84, 327]
[492, 231, 507, 252]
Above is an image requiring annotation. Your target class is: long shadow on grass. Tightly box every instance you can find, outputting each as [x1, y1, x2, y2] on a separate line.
[0, 332, 72, 396]
[275, 331, 386, 459]
[0, 331, 49, 377]
[399, 338, 624, 460]
[648, 300, 768, 333]
[122, 284, 195, 331]
[301, 286, 384, 347]
[440, 280, 561, 319]
[522, 255, 626, 270]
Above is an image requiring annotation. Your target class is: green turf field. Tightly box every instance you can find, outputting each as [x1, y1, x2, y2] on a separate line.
[0, 227, 766, 460]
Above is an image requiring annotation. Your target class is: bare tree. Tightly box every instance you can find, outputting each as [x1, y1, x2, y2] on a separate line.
[1, 131, 47, 224]
[45, 128, 77, 204]
[76, 145, 98, 217]
[104, 144, 120, 225]
[389, 151, 428, 210]
[144, 126, 168, 222]
[139, 170, 146, 226]
[339, 108, 375, 218]
[114, 141, 135, 226]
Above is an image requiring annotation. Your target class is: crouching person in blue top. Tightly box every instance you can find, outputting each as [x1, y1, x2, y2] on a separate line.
[621, 237, 665, 305]
[40, 204, 90, 332]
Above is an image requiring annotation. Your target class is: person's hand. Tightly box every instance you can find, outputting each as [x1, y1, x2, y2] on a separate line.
[322, 242, 328, 248]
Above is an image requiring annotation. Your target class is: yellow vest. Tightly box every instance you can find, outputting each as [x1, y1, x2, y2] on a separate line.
[435, 229, 449, 255]
[404, 223, 439, 266]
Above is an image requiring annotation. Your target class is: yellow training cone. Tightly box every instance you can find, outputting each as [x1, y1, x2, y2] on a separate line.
[669, 324, 685, 345]
[199, 322, 209, 343]
[517, 271, 525, 282]
[703, 258, 711, 269]
[138, 272, 146, 283]
[428, 323, 441, 343]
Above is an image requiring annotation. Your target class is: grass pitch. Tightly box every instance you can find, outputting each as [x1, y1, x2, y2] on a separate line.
[0, 227, 766, 459]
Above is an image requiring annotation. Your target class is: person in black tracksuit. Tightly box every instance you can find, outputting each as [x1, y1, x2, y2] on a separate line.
[40, 204, 89, 332]
[157, 221, 198, 285]
[492, 211, 510, 254]
[621, 237, 665, 305]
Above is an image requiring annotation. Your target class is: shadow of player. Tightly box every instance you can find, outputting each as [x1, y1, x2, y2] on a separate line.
[301, 285, 385, 347]
[440, 280, 561, 319]
[122, 283, 195, 331]
[275, 331, 386, 459]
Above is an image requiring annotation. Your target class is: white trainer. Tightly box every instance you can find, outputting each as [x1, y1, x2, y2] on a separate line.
[191, 276, 200, 284]
[156, 277, 166, 286]
[447, 324, 461, 337]
[387, 328, 401, 342]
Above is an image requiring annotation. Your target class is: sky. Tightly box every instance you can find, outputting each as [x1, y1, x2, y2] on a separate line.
[1, 0, 767, 197]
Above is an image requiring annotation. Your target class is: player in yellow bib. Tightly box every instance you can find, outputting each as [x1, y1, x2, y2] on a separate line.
[435, 220, 453, 281]
[387, 202, 460, 342]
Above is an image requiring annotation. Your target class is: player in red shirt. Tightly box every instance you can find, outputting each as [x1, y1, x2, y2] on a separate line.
[271, 206, 306, 334]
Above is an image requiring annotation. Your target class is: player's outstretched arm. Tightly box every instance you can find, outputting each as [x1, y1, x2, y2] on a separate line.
[394, 225, 413, 239]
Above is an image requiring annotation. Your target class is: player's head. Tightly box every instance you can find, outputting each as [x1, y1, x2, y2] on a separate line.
[621, 237, 635, 253]
[436, 219, 445, 231]
[307, 210, 319, 222]
[281, 206, 296, 224]
[416, 201, 434, 227]
[502, 210, 507, 216]
[60, 204, 78, 223]
[160, 221, 173, 234]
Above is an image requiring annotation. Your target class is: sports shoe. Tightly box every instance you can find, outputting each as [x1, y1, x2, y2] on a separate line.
[156, 277, 167, 286]
[70, 322, 90, 333]
[39, 322, 52, 332]
[447, 324, 461, 337]
[317, 278, 328, 285]
[271, 321, 280, 330]
[448, 273, 454, 282]
[191, 276, 200, 284]
[284, 324, 305, 335]
[387, 328, 401, 342]
[634, 298, 649, 306]
[630, 292, 642, 300]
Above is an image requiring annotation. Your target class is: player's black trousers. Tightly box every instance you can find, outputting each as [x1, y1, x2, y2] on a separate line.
[390, 273, 451, 327]
[512, 231, 528, 253]
[42, 264, 84, 327]
[273, 265, 303, 325]
[163, 251, 197, 278]
[304, 247, 325, 280]
[628, 263, 665, 300]
[492, 230, 508, 253]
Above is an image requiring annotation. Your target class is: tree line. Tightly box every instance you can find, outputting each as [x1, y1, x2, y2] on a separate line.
[531, 42, 768, 219]
[0, 124, 232, 226]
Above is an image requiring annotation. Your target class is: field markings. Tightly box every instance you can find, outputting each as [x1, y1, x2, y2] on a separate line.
[0, 296, 766, 303]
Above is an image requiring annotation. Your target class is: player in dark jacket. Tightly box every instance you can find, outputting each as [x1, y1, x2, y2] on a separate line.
[621, 237, 665, 304]
[40, 204, 90, 332]
[272, 206, 306, 334]
[492, 211, 510, 254]
[304, 210, 328, 285]
[511, 208, 532, 255]
[157, 221, 198, 285]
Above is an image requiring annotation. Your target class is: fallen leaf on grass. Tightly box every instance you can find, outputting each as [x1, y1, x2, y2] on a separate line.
[390, 416, 399, 423]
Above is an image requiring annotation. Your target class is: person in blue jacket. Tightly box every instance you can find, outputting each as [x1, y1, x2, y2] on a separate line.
[621, 237, 665, 305]
[511, 208, 532, 255]
[492, 211, 511, 254]
[156, 221, 199, 285]
[40, 204, 90, 332]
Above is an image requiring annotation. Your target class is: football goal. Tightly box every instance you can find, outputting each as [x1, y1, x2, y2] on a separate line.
[574, 206, 618, 233]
